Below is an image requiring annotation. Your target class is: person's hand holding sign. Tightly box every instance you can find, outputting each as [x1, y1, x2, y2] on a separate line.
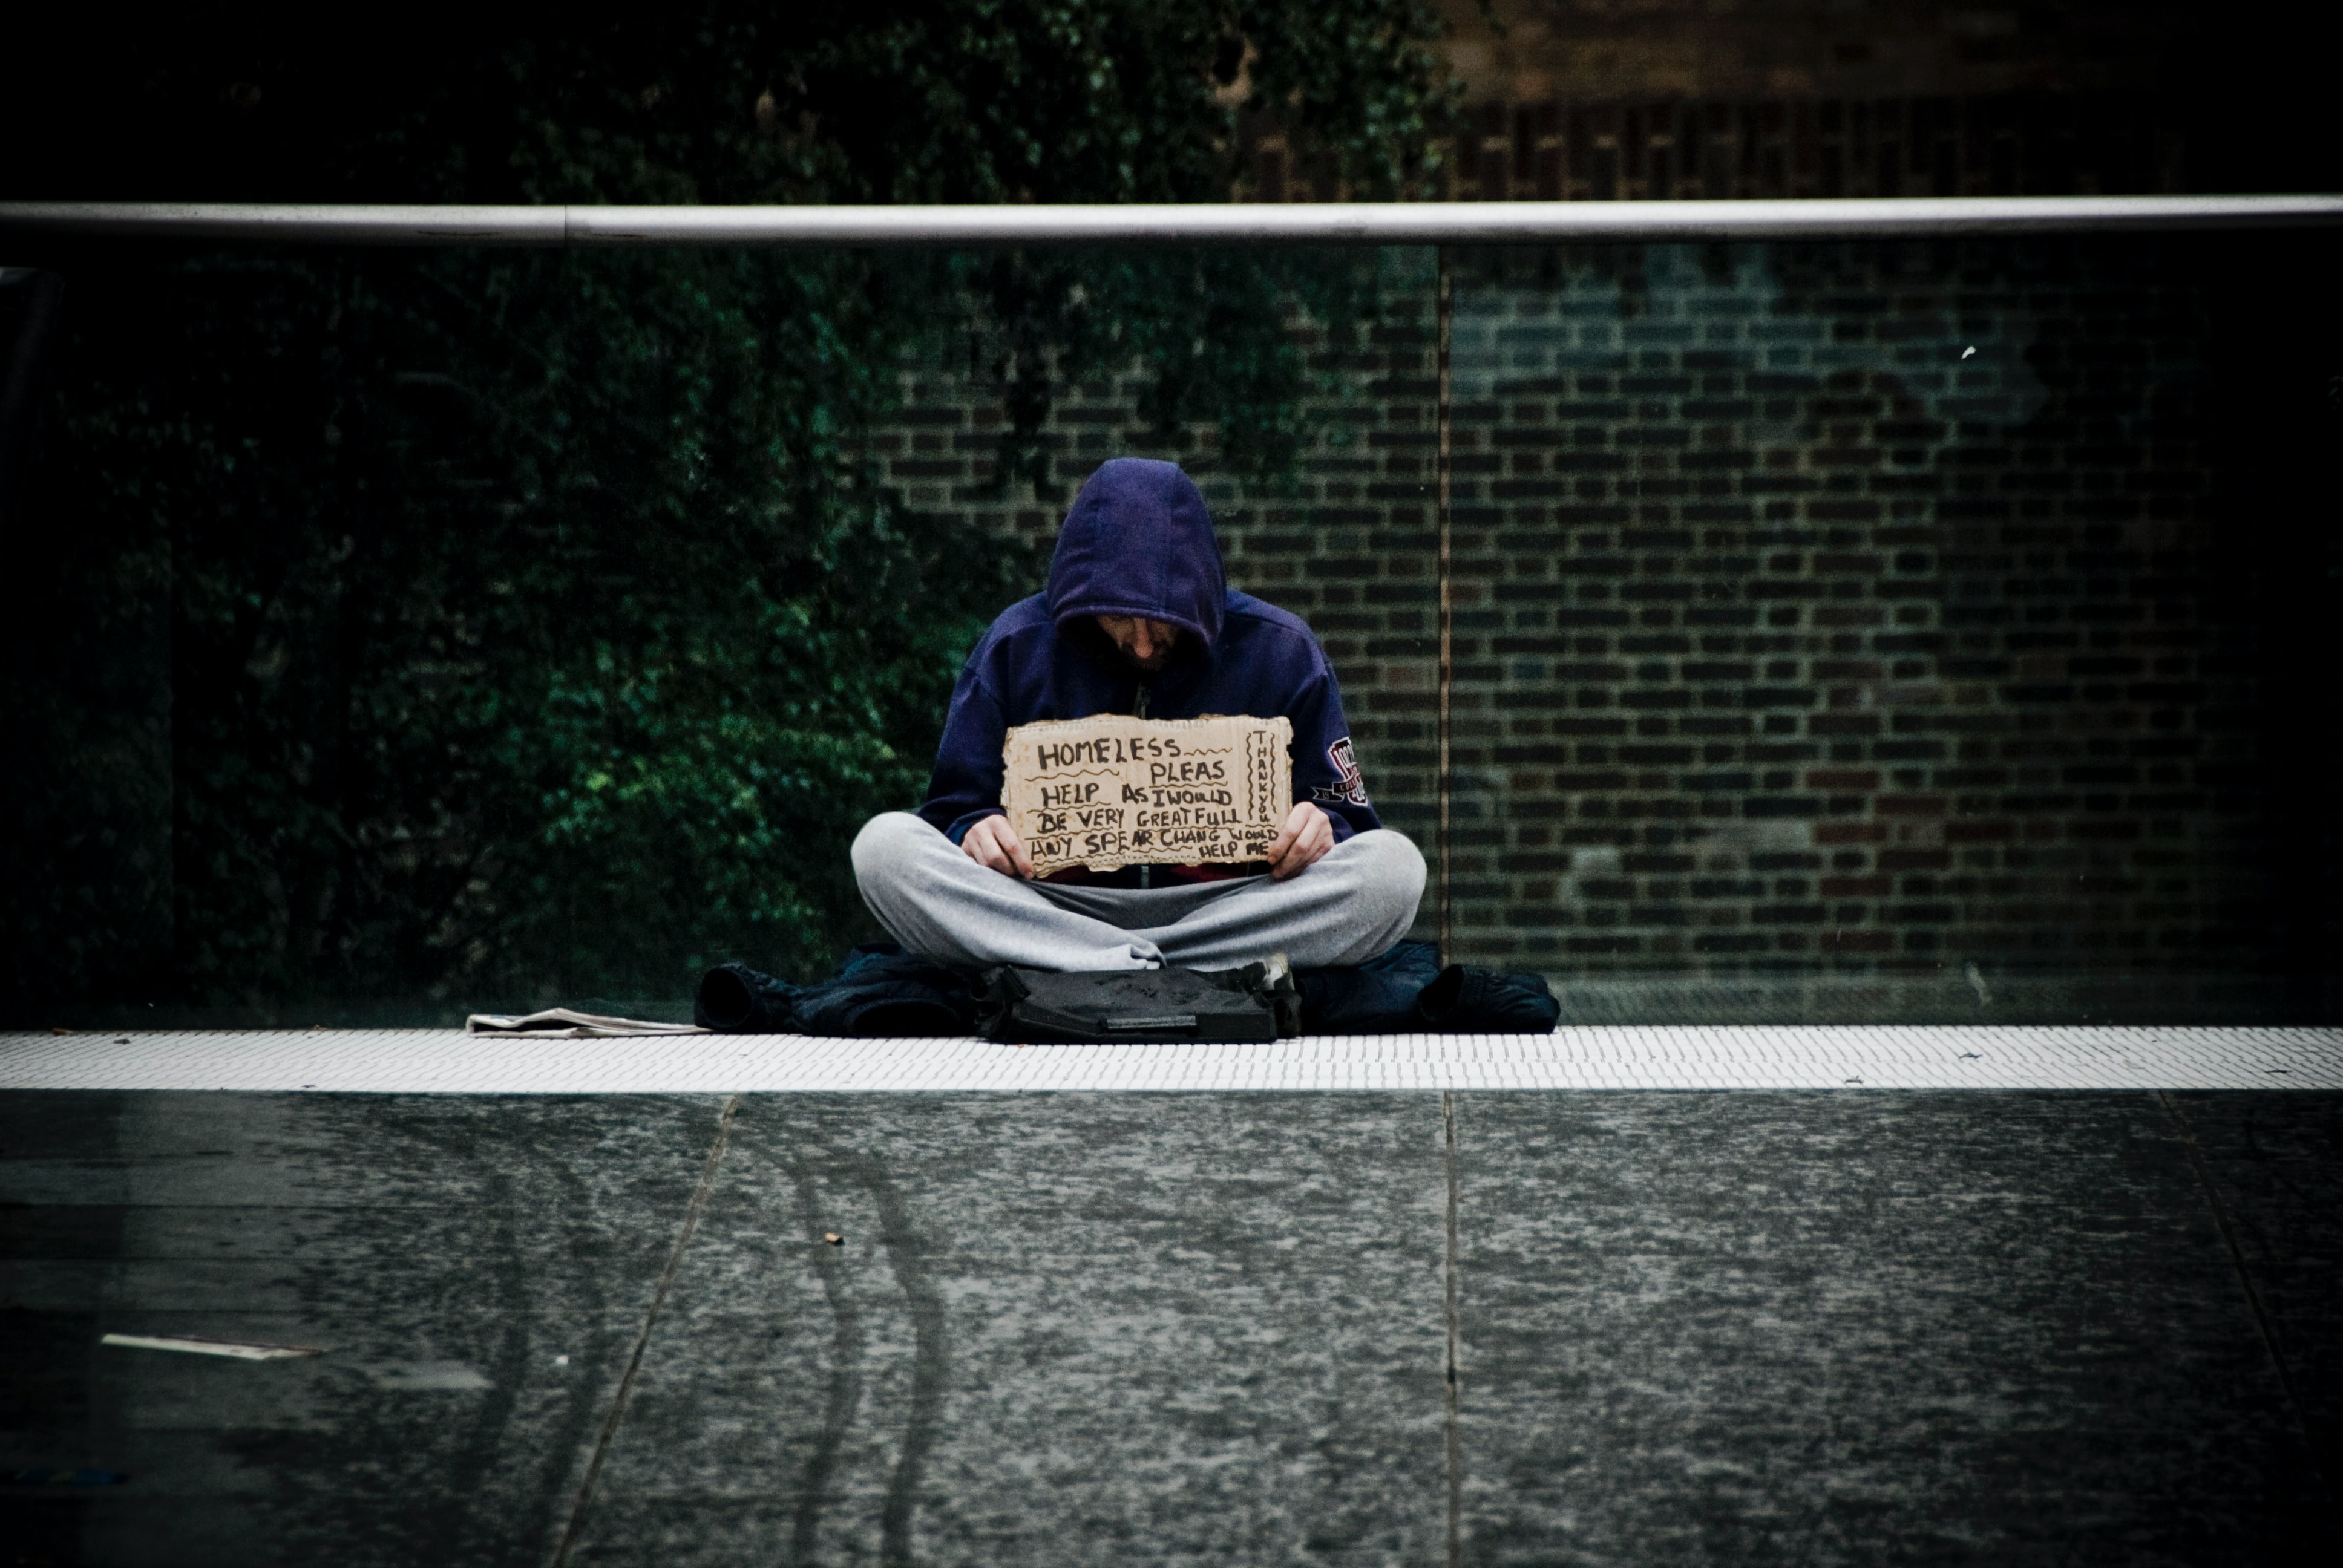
[961, 814, 1035, 879]
[1263, 800, 1334, 880]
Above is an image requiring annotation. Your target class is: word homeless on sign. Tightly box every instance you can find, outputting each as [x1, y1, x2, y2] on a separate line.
[1000, 714, 1294, 875]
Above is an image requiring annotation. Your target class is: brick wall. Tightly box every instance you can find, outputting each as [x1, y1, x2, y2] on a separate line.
[1251, 94, 2183, 203]
[871, 236, 2334, 984]
[1240, 2, 2317, 204]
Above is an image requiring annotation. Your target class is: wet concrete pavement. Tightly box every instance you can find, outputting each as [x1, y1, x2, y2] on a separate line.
[2, 1089, 2338, 1565]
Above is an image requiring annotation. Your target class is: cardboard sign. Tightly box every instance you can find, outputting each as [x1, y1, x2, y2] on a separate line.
[1001, 714, 1294, 875]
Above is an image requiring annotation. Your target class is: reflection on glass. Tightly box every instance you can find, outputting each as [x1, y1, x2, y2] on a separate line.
[5, 237, 2335, 1024]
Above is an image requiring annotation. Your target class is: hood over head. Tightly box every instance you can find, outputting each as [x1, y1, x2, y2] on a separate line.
[1045, 459, 1226, 653]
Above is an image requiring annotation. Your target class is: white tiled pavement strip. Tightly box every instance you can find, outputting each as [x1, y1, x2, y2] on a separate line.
[2, 1027, 2338, 1093]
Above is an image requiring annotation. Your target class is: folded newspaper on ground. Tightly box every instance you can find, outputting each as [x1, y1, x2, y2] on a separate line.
[464, 1008, 707, 1037]
[1002, 714, 1293, 877]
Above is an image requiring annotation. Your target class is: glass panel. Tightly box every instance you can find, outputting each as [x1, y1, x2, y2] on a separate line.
[6, 234, 2337, 1026]
[1442, 235, 2343, 1021]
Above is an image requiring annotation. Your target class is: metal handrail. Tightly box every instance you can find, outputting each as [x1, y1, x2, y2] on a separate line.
[2, 195, 2339, 247]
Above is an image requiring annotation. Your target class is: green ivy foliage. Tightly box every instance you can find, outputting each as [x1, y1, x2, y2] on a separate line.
[2, 3, 1451, 1011]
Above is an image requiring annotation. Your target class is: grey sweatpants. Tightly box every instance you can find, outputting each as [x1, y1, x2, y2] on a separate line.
[852, 812, 1426, 972]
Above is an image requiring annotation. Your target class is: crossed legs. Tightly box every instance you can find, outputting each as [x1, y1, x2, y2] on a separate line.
[851, 811, 1425, 972]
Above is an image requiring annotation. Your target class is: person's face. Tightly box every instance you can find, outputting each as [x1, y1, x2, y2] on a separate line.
[1095, 614, 1178, 673]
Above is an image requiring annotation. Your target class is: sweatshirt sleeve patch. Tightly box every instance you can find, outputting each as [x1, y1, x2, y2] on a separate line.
[1311, 737, 1371, 807]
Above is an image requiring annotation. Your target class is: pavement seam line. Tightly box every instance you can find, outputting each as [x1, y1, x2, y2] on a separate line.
[2155, 1089, 2332, 1502]
[550, 1092, 744, 1566]
[1443, 1089, 1463, 1568]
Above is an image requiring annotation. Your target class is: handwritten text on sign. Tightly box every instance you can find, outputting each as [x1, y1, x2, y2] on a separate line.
[1001, 715, 1294, 875]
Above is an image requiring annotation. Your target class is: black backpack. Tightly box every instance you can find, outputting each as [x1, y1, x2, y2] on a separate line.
[975, 958, 1302, 1044]
[696, 941, 1558, 1039]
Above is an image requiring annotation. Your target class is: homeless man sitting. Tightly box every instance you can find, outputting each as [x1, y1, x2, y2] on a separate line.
[854, 457, 1426, 973]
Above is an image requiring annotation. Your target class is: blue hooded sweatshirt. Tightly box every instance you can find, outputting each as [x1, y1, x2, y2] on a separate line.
[919, 458, 1380, 883]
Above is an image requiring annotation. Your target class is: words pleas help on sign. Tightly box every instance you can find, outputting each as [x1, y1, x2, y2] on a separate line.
[1001, 714, 1294, 875]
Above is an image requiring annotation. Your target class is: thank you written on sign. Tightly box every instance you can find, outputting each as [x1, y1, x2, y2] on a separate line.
[1001, 714, 1294, 876]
